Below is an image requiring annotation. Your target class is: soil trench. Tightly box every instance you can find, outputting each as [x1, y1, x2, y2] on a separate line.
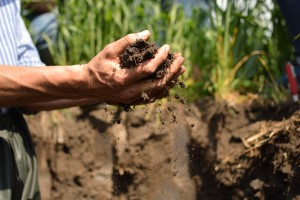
[26, 99, 300, 200]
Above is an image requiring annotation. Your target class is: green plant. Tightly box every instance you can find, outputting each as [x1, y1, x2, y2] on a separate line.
[47, 0, 134, 65]
[43, 0, 290, 103]
[181, 0, 288, 103]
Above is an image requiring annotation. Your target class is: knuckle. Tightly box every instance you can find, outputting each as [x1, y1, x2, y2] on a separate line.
[125, 33, 135, 44]
[104, 44, 112, 52]
[158, 48, 168, 59]
[107, 77, 125, 89]
[103, 44, 114, 57]
[113, 77, 125, 87]
[160, 79, 167, 88]
[144, 65, 156, 74]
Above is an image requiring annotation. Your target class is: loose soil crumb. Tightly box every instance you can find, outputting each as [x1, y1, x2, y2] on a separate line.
[141, 92, 149, 101]
[179, 81, 186, 89]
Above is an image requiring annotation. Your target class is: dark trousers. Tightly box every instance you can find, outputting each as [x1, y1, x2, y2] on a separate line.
[277, 0, 300, 60]
[0, 109, 41, 200]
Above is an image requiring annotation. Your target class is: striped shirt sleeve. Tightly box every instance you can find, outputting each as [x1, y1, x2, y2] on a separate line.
[16, 2, 45, 67]
[0, 0, 45, 67]
[0, 0, 45, 114]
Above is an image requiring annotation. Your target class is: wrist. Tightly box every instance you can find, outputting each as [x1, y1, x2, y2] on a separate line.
[71, 64, 106, 102]
[65, 64, 90, 98]
[42, 64, 89, 99]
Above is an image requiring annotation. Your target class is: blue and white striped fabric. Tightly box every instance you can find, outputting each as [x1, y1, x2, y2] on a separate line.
[0, 0, 45, 114]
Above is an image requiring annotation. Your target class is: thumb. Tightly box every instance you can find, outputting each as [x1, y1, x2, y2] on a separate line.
[110, 30, 150, 55]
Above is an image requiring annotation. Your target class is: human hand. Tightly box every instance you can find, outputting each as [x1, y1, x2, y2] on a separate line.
[82, 30, 185, 105]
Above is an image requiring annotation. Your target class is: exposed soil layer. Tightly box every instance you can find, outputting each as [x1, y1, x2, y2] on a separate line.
[120, 39, 174, 79]
[26, 98, 300, 200]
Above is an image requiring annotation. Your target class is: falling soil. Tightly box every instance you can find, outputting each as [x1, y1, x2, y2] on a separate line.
[26, 98, 300, 200]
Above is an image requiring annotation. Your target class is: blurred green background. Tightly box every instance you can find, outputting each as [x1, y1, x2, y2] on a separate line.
[25, 0, 294, 103]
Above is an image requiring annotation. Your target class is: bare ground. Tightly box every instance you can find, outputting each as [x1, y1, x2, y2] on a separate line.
[26, 98, 300, 200]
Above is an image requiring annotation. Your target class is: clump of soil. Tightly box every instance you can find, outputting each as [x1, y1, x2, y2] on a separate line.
[118, 39, 186, 112]
[120, 39, 174, 79]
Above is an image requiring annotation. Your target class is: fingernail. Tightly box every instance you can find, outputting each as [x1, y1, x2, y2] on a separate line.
[164, 45, 170, 53]
[179, 57, 185, 65]
[180, 66, 186, 73]
[140, 30, 150, 38]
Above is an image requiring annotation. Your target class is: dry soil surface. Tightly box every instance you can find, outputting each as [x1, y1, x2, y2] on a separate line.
[26, 98, 300, 200]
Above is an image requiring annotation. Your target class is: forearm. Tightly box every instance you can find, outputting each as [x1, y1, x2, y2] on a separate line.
[0, 64, 89, 107]
[20, 98, 100, 112]
[0, 30, 185, 109]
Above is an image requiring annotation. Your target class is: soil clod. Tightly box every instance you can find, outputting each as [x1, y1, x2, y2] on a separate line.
[120, 39, 174, 79]
[118, 39, 186, 120]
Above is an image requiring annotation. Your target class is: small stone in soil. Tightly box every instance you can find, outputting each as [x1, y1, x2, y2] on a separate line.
[141, 92, 149, 101]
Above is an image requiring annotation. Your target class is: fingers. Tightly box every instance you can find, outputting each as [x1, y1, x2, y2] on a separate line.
[164, 53, 185, 87]
[106, 30, 150, 56]
[162, 55, 185, 86]
[116, 55, 185, 105]
[122, 44, 171, 83]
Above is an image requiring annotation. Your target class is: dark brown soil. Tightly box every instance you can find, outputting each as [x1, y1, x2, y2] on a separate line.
[26, 98, 300, 200]
[120, 39, 174, 79]
[118, 39, 181, 112]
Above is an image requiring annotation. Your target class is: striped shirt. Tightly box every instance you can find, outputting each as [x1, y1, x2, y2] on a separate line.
[0, 0, 44, 114]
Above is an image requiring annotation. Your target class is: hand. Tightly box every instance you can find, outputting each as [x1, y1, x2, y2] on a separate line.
[82, 30, 185, 105]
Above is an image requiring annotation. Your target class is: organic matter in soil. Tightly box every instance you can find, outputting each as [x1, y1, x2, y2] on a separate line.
[120, 39, 174, 79]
